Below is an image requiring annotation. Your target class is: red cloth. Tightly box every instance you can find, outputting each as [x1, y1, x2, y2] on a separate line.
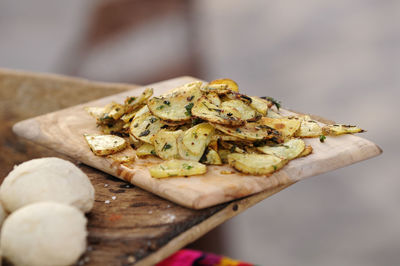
[157, 249, 254, 266]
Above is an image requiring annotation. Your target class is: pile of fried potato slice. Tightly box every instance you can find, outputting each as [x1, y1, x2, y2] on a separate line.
[85, 79, 364, 178]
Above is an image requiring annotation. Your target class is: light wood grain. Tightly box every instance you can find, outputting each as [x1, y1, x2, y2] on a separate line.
[13, 76, 382, 210]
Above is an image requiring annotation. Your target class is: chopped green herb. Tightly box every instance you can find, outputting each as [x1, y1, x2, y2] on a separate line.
[182, 163, 193, 170]
[187, 95, 194, 101]
[157, 105, 165, 110]
[127, 97, 136, 104]
[163, 100, 170, 106]
[162, 143, 172, 151]
[139, 129, 150, 137]
[319, 135, 326, 143]
[185, 102, 194, 116]
[150, 150, 157, 156]
[235, 128, 242, 133]
[99, 114, 112, 121]
[262, 96, 281, 110]
[273, 165, 277, 171]
[149, 117, 157, 123]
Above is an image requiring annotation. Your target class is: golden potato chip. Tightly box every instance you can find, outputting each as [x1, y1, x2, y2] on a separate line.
[212, 122, 282, 142]
[260, 117, 301, 139]
[182, 123, 214, 156]
[295, 116, 322, 138]
[136, 143, 156, 157]
[200, 148, 222, 165]
[249, 96, 269, 116]
[221, 100, 260, 121]
[124, 88, 153, 113]
[149, 159, 207, 178]
[148, 82, 202, 121]
[228, 153, 287, 175]
[84, 134, 127, 156]
[191, 95, 244, 126]
[209, 78, 239, 92]
[256, 138, 305, 160]
[322, 124, 365, 136]
[153, 130, 182, 160]
[130, 113, 165, 143]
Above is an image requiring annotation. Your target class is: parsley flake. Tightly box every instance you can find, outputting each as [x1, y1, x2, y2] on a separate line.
[162, 143, 172, 151]
[182, 163, 193, 170]
[185, 102, 194, 116]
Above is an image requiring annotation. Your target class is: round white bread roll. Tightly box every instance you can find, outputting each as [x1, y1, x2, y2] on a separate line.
[0, 157, 94, 213]
[0, 202, 87, 266]
[0, 202, 6, 226]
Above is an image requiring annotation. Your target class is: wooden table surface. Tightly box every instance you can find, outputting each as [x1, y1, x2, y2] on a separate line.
[0, 69, 293, 265]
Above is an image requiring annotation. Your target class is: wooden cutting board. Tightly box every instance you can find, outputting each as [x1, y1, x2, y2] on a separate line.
[13, 76, 382, 210]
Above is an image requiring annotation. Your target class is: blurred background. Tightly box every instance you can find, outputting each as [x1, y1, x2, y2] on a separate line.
[1, 0, 399, 265]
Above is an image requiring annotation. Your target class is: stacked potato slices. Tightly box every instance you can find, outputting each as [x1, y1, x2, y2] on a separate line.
[86, 79, 364, 178]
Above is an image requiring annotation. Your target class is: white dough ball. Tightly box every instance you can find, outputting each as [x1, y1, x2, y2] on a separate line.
[0, 202, 87, 266]
[0, 157, 94, 213]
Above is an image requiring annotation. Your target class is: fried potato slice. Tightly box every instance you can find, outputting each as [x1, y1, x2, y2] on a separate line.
[256, 138, 305, 160]
[228, 153, 287, 175]
[223, 91, 252, 105]
[200, 148, 222, 165]
[121, 111, 138, 123]
[295, 116, 322, 138]
[201, 83, 231, 94]
[130, 113, 165, 143]
[192, 96, 244, 126]
[207, 92, 222, 106]
[153, 130, 183, 160]
[136, 143, 156, 157]
[102, 102, 125, 120]
[85, 106, 105, 120]
[322, 124, 365, 136]
[182, 123, 214, 156]
[209, 78, 239, 92]
[147, 82, 202, 121]
[213, 122, 282, 142]
[298, 145, 313, 158]
[99, 120, 125, 135]
[124, 88, 153, 113]
[221, 100, 260, 121]
[84, 134, 127, 156]
[249, 96, 269, 116]
[129, 134, 141, 148]
[133, 105, 150, 119]
[163, 81, 202, 96]
[211, 132, 244, 142]
[177, 134, 200, 161]
[149, 159, 207, 178]
[266, 109, 283, 118]
[260, 117, 301, 139]
[177, 128, 211, 162]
